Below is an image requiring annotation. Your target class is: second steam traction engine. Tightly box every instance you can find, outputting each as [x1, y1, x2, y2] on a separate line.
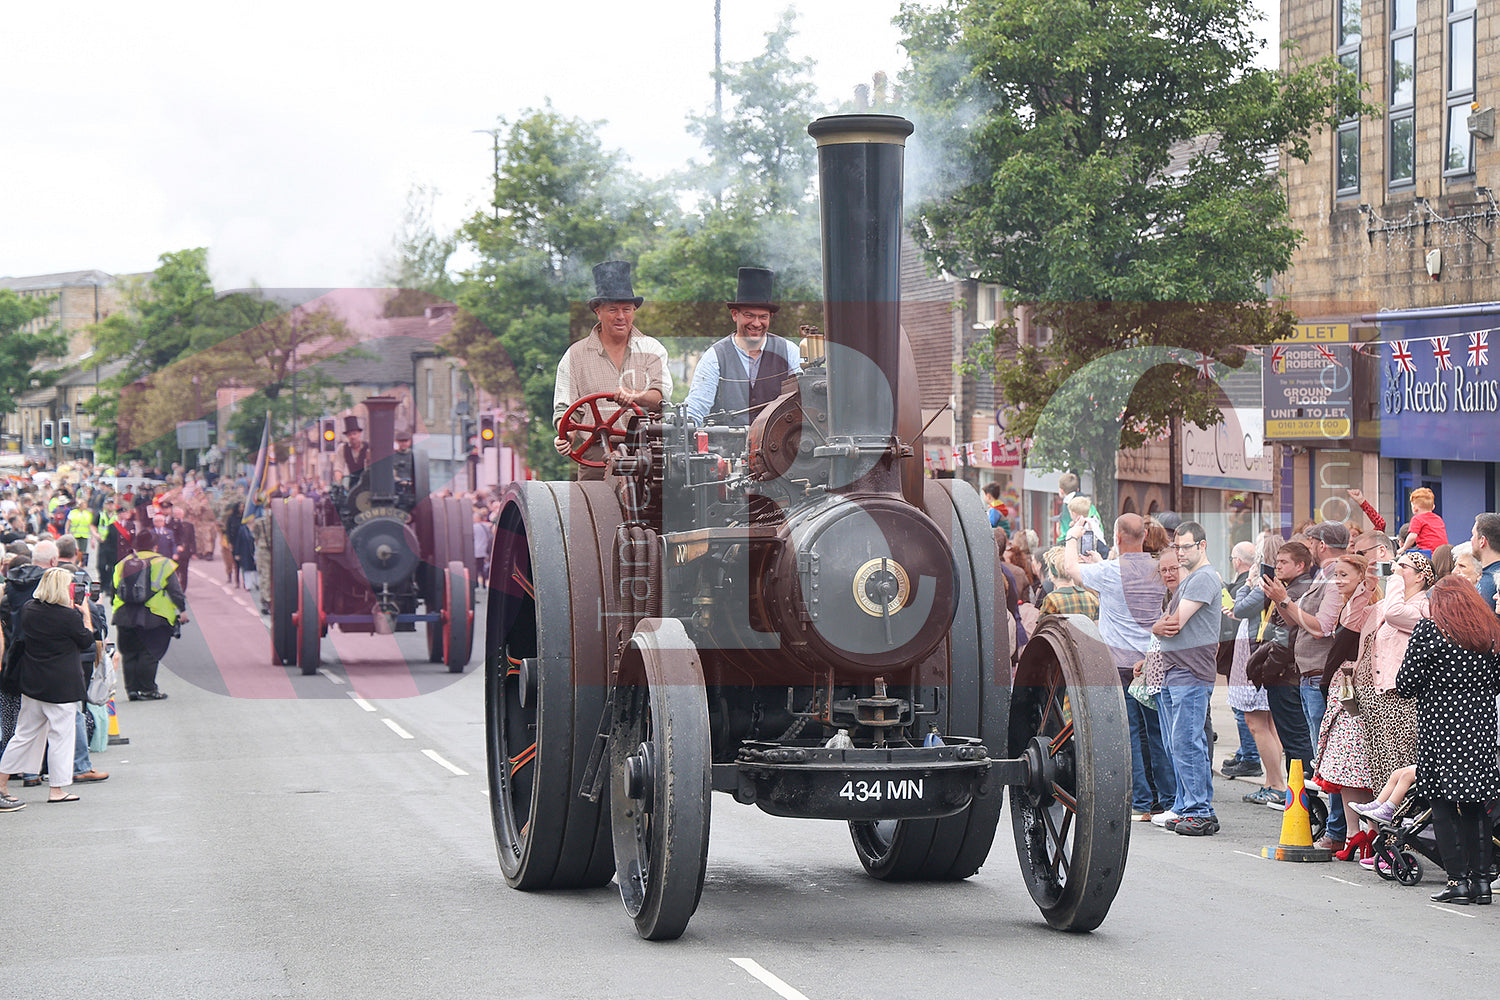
[485, 114, 1132, 940]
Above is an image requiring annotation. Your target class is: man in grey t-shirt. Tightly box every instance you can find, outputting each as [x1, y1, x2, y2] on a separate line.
[1064, 512, 1173, 818]
[1150, 521, 1223, 836]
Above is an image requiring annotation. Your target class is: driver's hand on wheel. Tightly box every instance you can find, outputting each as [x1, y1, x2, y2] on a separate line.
[554, 433, 573, 455]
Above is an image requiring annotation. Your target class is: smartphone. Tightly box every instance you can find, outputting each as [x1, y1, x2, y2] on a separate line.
[1081, 529, 1096, 553]
[1377, 561, 1394, 577]
[104, 642, 116, 657]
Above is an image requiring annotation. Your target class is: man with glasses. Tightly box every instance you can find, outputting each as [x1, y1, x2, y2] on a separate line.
[1149, 521, 1224, 836]
[684, 267, 802, 427]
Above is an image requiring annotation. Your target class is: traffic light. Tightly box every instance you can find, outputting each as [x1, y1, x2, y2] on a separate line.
[320, 417, 337, 452]
[42, 420, 54, 448]
[461, 417, 477, 454]
[59, 419, 71, 445]
[479, 412, 496, 448]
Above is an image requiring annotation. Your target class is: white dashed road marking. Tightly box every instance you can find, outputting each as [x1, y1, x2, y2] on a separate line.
[382, 719, 414, 739]
[421, 750, 468, 776]
[317, 668, 346, 685]
[347, 693, 376, 712]
[731, 958, 812, 1000]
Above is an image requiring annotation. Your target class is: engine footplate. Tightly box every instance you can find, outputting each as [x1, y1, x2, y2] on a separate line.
[731, 739, 991, 821]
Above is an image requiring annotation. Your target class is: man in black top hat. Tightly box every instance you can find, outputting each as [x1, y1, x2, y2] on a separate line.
[684, 267, 802, 426]
[337, 416, 369, 481]
[552, 260, 672, 481]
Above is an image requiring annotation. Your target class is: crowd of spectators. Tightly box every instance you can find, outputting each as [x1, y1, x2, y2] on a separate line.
[997, 479, 1500, 901]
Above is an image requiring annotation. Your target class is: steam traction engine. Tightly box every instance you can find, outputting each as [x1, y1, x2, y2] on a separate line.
[268, 396, 476, 675]
[485, 115, 1130, 940]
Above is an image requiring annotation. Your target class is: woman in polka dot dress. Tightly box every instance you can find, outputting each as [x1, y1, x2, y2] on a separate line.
[1396, 576, 1500, 905]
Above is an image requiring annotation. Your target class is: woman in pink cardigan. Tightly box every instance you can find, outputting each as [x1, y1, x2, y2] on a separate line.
[1358, 551, 1433, 793]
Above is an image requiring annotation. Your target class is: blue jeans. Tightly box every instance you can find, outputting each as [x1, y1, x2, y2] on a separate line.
[1157, 672, 1215, 818]
[1232, 707, 1259, 763]
[1125, 679, 1175, 811]
[73, 710, 92, 775]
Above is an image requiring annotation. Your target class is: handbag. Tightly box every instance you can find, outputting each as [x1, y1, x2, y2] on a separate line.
[1127, 673, 1156, 711]
[86, 645, 112, 706]
[86, 702, 109, 754]
[1142, 636, 1167, 696]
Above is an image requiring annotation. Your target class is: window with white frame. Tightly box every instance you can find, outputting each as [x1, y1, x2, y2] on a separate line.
[1389, 0, 1416, 186]
[1336, 0, 1363, 196]
[1445, 0, 1476, 176]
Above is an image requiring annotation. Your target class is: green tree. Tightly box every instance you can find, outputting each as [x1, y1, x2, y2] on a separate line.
[380, 183, 459, 317]
[90, 249, 362, 462]
[0, 289, 67, 416]
[447, 105, 667, 480]
[898, 0, 1373, 520]
[687, 8, 826, 215]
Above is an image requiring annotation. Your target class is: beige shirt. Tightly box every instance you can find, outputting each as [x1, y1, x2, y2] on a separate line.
[552, 325, 672, 432]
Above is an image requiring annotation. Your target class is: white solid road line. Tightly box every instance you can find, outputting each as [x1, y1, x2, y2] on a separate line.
[347, 692, 376, 712]
[421, 749, 468, 776]
[1427, 903, 1477, 919]
[382, 718, 414, 740]
[317, 668, 346, 685]
[1321, 874, 1363, 887]
[730, 958, 812, 1000]
[1232, 850, 1270, 861]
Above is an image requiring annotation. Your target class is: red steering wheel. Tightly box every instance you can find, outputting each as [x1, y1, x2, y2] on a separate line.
[557, 391, 646, 468]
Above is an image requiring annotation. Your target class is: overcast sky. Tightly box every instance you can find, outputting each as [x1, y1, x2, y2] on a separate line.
[2, 1, 1278, 291]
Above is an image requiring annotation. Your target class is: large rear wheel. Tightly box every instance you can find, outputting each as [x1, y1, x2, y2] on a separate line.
[609, 618, 711, 941]
[485, 481, 617, 890]
[1007, 615, 1131, 932]
[269, 497, 315, 667]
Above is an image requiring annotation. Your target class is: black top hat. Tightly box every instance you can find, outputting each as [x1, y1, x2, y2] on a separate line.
[344, 416, 363, 433]
[587, 260, 643, 309]
[727, 266, 778, 313]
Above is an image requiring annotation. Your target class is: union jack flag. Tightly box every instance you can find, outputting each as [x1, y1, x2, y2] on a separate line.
[1433, 337, 1454, 372]
[1391, 340, 1416, 374]
[1196, 353, 1216, 380]
[1469, 331, 1489, 367]
[1270, 345, 1286, 372]
[952, 444, 964, 466]
[1316, 344, 1342, 367]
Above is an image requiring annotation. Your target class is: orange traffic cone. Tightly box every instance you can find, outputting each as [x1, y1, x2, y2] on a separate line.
[106, 697, 130, 746]
[1261, 759, 1329, 862]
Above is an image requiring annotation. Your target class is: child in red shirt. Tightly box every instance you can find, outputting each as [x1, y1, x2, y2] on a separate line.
[1397, 487, 1447, 554]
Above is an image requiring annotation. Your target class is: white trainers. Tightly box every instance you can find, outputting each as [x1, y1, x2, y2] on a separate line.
[1150, 809, 1181, 828]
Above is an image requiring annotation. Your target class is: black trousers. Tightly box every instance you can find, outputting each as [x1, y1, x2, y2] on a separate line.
[1265, 680, 1316, 776]
[119, 625, 172, 695]
[1431, 798, 1494, 881]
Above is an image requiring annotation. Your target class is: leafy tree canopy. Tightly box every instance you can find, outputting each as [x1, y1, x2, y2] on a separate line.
[897, 0, 1375, 518]
[0, 289, 67, 417]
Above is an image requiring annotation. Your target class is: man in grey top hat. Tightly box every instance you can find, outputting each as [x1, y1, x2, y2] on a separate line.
[683, 267, 803, 426]
[552, 261, 672, 481]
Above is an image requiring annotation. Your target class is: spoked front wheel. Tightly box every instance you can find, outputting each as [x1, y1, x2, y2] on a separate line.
[1007, 615, 1131, 932]
[609, 618, 711, 941]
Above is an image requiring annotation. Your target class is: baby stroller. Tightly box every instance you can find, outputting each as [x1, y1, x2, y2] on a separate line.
[1368, 796, 1500, 886]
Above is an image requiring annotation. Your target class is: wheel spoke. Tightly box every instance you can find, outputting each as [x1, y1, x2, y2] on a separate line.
[1041, 806, 1072, 882]
[1048, 721, 1074, 756]
[1050, 782, 1078, 815]
[1038, 667, 1062, 734]
[509, 741, 538, 776]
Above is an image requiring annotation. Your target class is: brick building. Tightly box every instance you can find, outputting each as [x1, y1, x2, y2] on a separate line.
[1279, 0, 1496, 538]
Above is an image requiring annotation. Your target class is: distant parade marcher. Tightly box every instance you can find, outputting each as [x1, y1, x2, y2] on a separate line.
[112, 531, 187, 701]
[683, 266, 802, 427]
[66, 504, 93, 561]
[552, 260, 671, 482]
[169, 505, 196, 593]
